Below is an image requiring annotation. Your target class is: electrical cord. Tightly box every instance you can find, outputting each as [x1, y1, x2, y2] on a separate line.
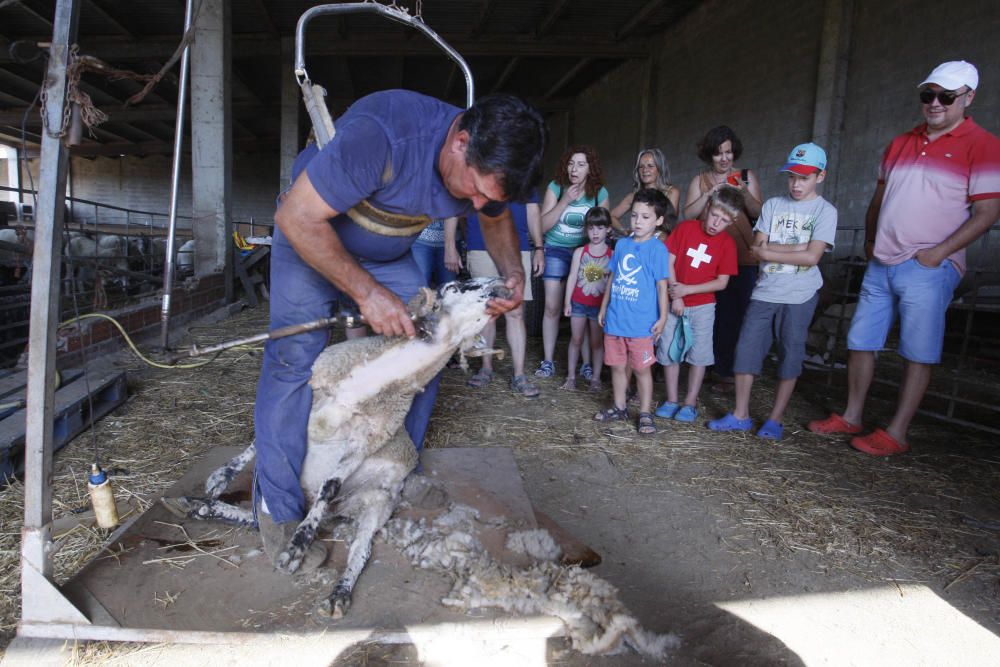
[59, 312, 260, 369]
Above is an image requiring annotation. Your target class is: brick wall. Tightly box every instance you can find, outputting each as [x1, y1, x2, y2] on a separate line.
[56, 273, 227, 369]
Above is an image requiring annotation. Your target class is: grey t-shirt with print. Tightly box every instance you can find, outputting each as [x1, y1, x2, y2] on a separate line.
[751, 195, 837, 304]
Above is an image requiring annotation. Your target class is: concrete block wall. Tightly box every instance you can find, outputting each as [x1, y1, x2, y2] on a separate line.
[18, 152, 280, 230]
[569, 0, 1000, 261]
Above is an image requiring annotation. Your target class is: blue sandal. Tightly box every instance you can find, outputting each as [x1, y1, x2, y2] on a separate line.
[757, 419, 784, 440]
[708, 413, 753, 432]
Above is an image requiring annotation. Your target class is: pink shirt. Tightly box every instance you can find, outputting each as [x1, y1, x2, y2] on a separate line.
[875, 117, 1000, 276]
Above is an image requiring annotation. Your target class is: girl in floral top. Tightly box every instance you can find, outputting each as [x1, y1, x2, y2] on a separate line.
[561, 208, 613, 391]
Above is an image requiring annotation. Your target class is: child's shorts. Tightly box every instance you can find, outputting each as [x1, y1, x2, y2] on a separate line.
[542, 245, 574, 281]
[570, 301, 601, 321]
[604, 334, 657, 371]
[733, 294, 818, 379]
[655, 302, 715, 367]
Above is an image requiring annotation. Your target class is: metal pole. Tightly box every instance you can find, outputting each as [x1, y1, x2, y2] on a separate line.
[160, 0, 195, 349]
[21, 0, 91, 625]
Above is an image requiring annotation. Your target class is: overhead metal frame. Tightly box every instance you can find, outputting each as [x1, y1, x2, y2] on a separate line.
[294, 2, 475, 149]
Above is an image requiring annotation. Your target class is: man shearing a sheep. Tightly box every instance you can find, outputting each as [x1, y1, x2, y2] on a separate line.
[254, 91, 548, 571]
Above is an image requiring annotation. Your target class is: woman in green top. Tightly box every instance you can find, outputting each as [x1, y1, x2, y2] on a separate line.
[535, 145, 610, 378]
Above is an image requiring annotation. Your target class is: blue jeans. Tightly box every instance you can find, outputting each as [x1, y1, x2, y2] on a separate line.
[253, 226, 440, 523]
[411, 240, 457, 288]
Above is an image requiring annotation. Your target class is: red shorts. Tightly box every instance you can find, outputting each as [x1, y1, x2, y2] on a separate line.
[604, 334, 657, 371]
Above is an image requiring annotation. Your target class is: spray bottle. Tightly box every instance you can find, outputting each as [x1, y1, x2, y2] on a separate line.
[88, 463, 119, 529]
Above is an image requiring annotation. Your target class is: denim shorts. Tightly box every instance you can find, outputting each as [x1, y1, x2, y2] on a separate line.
[570, 301, 601, 320]
[733, 293, 819, 379]
[542, 245, 575, 281]
[847, 258, 960, 364]
[655, 303, 716, 367]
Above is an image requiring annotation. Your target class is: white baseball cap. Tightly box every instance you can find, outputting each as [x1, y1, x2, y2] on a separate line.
[919, 60, 979, 91]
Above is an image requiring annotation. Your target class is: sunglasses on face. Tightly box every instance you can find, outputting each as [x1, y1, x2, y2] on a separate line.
[919, 88, 968, 106]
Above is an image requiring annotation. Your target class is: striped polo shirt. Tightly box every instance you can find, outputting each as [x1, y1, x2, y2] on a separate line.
[874, 117, 1000, 276]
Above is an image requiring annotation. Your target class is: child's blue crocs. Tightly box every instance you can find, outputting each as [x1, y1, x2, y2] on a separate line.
[757, 419, 784, 440]
[655, 401, 680, 419]
[674, 405, 698, 422]
[708, 413, 753, 432]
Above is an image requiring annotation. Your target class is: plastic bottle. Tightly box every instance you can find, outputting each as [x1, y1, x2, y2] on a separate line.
[88, 463, 119, 529]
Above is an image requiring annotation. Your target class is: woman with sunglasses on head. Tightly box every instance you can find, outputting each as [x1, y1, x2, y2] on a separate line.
[683, 126, 763, 394]
[535, 145, 610, 379]
[611, 148, 681, 235]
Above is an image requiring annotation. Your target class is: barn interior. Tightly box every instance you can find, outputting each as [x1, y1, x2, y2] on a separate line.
[1, 0, 1000, 664]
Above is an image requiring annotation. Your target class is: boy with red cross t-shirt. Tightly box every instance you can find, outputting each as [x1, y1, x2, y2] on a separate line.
[655, 186, 740, 423]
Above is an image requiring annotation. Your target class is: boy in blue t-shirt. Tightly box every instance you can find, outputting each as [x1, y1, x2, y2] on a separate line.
[595, 189, 670, 435]
[709, 143, 838, 440]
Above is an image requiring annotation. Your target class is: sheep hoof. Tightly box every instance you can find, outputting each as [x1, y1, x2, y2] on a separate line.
[316, 592, 351, 620]
[275, 549, 301, 574]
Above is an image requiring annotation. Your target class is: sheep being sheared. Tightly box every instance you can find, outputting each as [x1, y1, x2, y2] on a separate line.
[163, 277, 510, 618]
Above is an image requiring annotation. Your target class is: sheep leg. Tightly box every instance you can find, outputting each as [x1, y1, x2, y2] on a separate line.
[316, 489, 394, 620]
[159, 496, 255, 527]
[275, 476, 340, 574]
[204, 442, 256, 498]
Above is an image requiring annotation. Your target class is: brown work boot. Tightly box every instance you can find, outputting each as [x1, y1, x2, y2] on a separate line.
[257, 506, 328, 574]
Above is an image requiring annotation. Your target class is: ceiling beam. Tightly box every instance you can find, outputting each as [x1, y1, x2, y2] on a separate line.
[536, 0, 571, 38]
[39, 34, 648, 63]
[0, 103, 280, 125]
[12, 0, 53, 29]
[443, 63, 457, 100]
[85, 0, 136, 39]
[545, 57, 592, 99]
[469, 0, 499, 38]
[253, 0, 279, 37]
[68, 136, 279, 158]
[490, 57, 520, 94]
[615, 0, 663, 41]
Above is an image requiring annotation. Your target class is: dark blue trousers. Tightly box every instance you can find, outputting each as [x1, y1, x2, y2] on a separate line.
[253, 225, 439, 523]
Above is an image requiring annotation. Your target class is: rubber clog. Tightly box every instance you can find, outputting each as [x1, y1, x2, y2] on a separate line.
[807, 413, 862, 435]
[850, 428, 909, 456]
[708, 413, 753, 432]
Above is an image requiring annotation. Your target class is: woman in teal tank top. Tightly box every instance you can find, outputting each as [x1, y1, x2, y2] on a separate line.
[535, 145, 610, 378]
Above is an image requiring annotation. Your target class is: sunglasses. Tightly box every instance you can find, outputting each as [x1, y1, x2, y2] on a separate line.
[919, 88, 969, 106]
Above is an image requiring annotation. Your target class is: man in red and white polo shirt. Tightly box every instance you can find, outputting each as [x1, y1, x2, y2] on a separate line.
[809, 60, 1000, 456]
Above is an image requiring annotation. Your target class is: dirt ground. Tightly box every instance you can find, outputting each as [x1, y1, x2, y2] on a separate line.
[2, 303, 999, 666]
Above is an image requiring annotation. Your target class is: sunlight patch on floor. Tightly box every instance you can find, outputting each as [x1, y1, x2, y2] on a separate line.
[717, 584, 999, 666]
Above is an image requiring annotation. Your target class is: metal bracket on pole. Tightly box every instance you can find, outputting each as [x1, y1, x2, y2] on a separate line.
[294, 3, 475, 149]
[300, 82, 335, 147]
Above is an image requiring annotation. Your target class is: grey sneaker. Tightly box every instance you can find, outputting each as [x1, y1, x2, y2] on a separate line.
[258, 505, 328, 574]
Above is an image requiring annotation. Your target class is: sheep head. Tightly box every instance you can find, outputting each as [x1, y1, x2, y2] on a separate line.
[416, 277, 511, 344]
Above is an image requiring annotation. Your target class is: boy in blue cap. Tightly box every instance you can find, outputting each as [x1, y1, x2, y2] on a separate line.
[708, 142, 838, 440]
